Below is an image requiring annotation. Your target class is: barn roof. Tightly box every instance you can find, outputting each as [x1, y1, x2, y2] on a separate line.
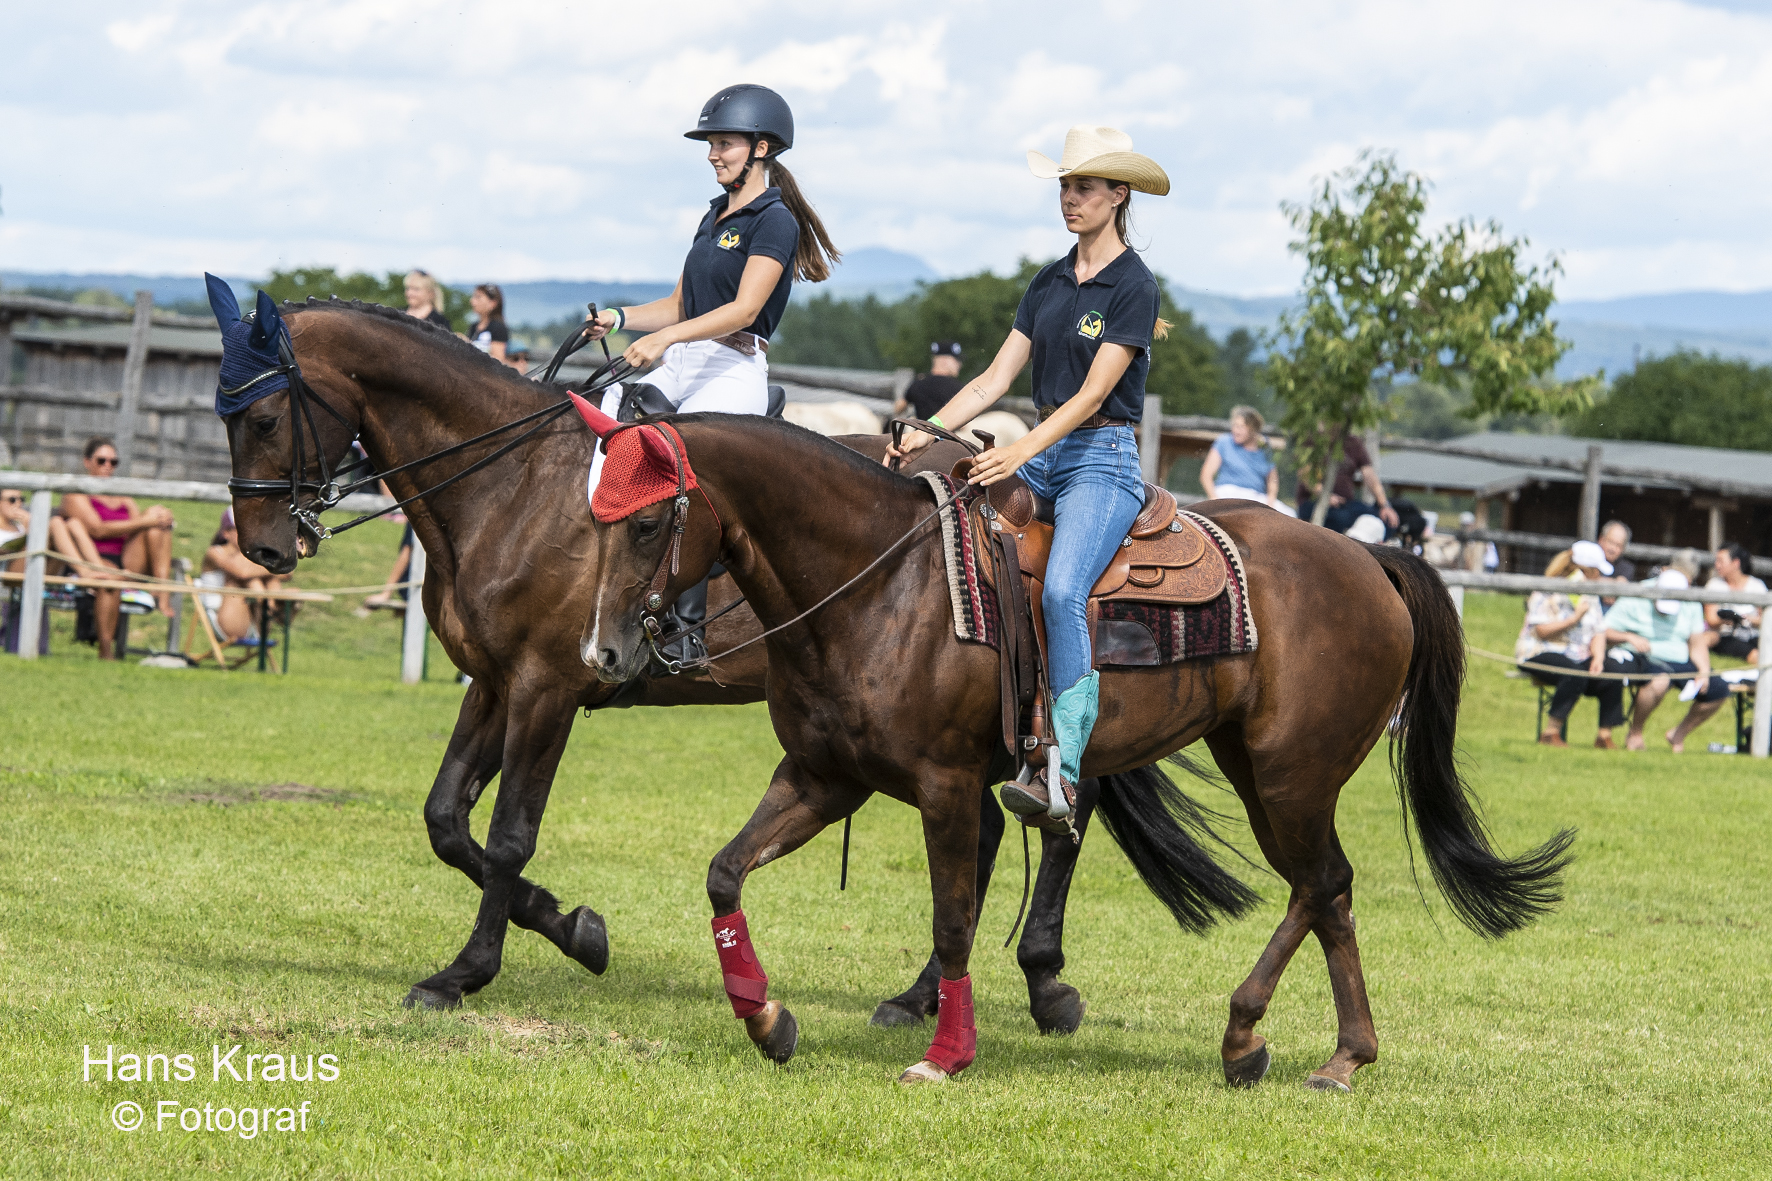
[1380, 431, 1772, 498]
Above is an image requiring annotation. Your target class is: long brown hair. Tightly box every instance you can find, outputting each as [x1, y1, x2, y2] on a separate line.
[763, 152, 840, 283]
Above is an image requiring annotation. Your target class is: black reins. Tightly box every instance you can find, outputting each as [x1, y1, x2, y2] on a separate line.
[226, 310, 630, 547]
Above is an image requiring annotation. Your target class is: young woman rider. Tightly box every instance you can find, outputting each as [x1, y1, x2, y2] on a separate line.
[886, 126, 1170, 823]
[582, 83, 839, 418]
[583, 84, 839, 662]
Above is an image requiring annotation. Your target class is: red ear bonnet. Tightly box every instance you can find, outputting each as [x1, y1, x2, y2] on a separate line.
[572, 391, 699, 522]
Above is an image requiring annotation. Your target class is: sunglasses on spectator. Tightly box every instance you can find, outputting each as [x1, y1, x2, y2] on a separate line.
[92, 456, 119, 467]
[2, 494, 22, 504]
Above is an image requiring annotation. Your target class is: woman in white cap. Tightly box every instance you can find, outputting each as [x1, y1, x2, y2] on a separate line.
[582, 84, 838, 416]
[887, 125, 1170, 822]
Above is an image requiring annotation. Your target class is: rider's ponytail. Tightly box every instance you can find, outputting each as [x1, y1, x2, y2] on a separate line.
[764, 155, 840, 284]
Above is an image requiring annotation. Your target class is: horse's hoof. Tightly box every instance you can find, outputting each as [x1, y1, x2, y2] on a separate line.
[567, 906, 609, 976]
[1031, 984, 1087, 1036]
[869, 1000, 925, 1028]
[1304, 1072, 1352, 1094]
[402, 985, 461, 1011]
[896, 1060, 949, 1085]
[1223, 1044, 1271, 1088]
[746, 1000, 799, 1065]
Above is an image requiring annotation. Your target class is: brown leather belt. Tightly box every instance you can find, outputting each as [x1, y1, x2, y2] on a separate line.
[713, 331, 769, 357]
[1037, 406, 1131, 430]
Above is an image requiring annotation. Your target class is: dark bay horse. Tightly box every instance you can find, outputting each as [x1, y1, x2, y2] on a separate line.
[221, 299, 1079, 1023]
[580, 412, 1573, 1090]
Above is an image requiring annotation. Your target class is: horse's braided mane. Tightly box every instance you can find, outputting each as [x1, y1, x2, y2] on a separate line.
[281, 296, 565, 393]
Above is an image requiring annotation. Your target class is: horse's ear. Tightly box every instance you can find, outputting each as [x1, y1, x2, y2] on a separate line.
[205, 273, 240, 324]
[637, 427, 678, 477]
[251, 290, 285, 350]
[570, 391, 618, 438]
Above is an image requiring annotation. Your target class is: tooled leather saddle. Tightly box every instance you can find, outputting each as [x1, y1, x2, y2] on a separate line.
[952, 454, 1225, 779]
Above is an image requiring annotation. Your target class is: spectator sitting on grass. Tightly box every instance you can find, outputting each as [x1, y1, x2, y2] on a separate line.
[1701, 542, 1764, 664]
[1591, 548, 1728, 752]
[1516, 541, 1626, 749]
[1, 490, 112, 582]
[1598, 520, 1637, 582]
[197, 508, 290, 644]
[58, 437, 175, 659]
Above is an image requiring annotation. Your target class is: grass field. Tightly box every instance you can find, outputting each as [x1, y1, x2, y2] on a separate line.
[2, 516, 1769, 1178]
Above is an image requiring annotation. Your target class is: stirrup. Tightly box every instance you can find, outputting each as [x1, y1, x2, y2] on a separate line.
[998, 759, 1077, 840]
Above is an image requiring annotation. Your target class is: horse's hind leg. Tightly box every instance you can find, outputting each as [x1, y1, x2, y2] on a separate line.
[421, 682, 606, 976]
[1205, 731, 1376, 1091]
[1015, 776, 1100, 1034]
[1303, 838, 1377, 1093]
[871, 785, 1005, 1028]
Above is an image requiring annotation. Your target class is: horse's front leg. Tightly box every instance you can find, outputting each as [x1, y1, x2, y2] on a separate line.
[897, 776, 985, 1085]
[871, 785, 1004, 1028]
[707, 758, 867, 1064]
[419, 681, 607, 977]
[404, 684, 579, 1010]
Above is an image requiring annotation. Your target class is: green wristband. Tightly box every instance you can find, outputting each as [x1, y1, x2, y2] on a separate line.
[928, 415, 945, 429]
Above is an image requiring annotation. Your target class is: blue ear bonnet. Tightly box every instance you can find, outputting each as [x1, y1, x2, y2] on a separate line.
[208, 273, 292, 417]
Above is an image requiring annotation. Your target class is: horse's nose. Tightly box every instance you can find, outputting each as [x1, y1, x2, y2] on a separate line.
[250, 545, 296, 576]
[598, 646, 623, 672]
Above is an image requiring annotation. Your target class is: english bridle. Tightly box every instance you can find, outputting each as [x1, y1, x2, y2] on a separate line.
[222, 306, 632, 553]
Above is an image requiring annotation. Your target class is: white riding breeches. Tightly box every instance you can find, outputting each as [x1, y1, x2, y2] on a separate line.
[587, 339, 769, 503]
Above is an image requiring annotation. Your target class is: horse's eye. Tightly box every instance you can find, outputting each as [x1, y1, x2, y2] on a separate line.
[635, 517, 662, 541]
[251, 417, 278, 439]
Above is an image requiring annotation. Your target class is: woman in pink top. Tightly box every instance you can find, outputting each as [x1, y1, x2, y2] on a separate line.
[58, 436, 175, 659]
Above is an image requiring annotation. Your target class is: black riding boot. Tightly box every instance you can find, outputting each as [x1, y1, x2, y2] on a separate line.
[653, 562, 723, 670]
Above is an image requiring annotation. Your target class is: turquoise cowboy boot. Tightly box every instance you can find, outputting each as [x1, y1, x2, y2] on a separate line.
[1000, 672, 1099, 826]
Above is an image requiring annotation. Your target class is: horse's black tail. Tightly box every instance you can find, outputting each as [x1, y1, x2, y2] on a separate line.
[1095, 762, 1263, 935]
[1365, 543, 1576, 938]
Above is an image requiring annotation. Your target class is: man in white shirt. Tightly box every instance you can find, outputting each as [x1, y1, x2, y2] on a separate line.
[1702, 542, 1765, 664]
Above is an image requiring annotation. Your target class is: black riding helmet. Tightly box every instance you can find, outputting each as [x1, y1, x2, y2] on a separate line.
[685, 84, 794, 192]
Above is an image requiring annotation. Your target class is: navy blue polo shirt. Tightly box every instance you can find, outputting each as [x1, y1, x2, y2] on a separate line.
[681, 187, 799, 339]
[1011, 247, 1160, 423]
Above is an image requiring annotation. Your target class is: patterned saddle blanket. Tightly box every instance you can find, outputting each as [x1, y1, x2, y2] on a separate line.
[918, 472, 1257, 667]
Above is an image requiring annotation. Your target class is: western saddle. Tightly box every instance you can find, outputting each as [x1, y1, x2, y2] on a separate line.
[950, 452, 1224, 830]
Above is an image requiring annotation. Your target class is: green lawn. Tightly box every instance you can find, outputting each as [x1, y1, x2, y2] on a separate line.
[2, 559, 1768, 1178]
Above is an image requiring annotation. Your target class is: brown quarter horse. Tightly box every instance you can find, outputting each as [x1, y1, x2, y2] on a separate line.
[580, 412, 1574, 1090]
[223, 299, 1061, 1021]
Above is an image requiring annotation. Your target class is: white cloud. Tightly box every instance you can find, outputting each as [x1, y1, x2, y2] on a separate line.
[6, 0, 1772, 302]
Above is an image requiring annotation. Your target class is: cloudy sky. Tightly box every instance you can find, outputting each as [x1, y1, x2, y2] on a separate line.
[1, 0, 1765, 298]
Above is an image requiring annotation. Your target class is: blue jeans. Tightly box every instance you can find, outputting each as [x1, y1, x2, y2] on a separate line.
[1018, 425, 1146, 695]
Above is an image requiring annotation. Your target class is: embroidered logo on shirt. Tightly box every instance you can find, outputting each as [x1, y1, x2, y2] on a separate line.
[1076, 311, 1104, 340]
[717, 228, 742, 250]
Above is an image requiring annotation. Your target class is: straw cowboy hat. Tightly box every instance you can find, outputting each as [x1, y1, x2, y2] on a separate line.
[1027, 125, 1170, 196]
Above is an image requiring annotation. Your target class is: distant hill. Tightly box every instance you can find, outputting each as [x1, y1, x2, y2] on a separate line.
[9, 267, 1769, 379]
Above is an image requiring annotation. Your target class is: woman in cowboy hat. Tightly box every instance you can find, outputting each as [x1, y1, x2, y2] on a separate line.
[887, 125, 1170, 823]
[582, 83, 839, 416]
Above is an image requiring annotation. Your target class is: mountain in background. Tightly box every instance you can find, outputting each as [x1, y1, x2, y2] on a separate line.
[6, 263, 1767, 379]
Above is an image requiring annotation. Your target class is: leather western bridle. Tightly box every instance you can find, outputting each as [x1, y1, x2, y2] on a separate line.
[223, 308, 631, 551]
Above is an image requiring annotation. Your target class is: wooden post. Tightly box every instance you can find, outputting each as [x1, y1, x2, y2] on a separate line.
[1707, 504, 1726, 553]
[16, 490, 51, 659]
[1578, 444, 1603, 541]
[115, 291, 153, 474]
[1448, 584, 1465, 619]
[1141, 396, 1162, 484]
[1754, 641, 1772, 758]
[401, 535, 429, 684]
[0, 310, 13, 387]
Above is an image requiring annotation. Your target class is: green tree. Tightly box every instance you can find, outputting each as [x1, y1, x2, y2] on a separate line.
[261, 267, 470, 331]
[1572, 351, 1772, 450]
[1147, 278, 1225, 417]
[886, 261, 1045, 396]
[770, 293, 913, 369]
[1267, 151, 1595, 523]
